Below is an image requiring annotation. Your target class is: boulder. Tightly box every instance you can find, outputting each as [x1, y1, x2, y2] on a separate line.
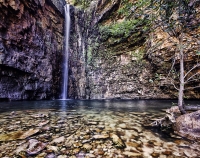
[175, 110, 200, 141]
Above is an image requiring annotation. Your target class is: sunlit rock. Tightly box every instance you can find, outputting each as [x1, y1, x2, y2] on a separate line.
[46, 145, 59, 153]
[51, 136, 65, 144]
[110, 133, 126, 149]
[0, 128, 39, 141]
[123, 151, 142, 157]
[126, 141, 141, 148]
[175, 110, 200, 141]
[93, 134, 109, 139]
[83, 143, 93, 151]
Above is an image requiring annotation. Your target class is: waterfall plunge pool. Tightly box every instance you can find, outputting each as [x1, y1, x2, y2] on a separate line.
[0, 100, 199, 157]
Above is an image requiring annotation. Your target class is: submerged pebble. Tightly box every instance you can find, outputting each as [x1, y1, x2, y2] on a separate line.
[0, 107, 198, 157]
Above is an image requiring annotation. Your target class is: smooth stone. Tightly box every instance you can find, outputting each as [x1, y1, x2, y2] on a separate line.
[82, 139, 91, 144]
[87, 122, 98, 125]
[46, 145, 59, 153]
[83, 135, 90, 140]
[151, 152, 160, 157]
[162, 150, 172, 155]
[44, 153, 56, 158]
[159, 155, 167, 158]
[57, 155, 67, 158]
[123, 151, 142, 157]
[73, 142, 82, 148]
[118, 123, 127, 129]
[83, 143, 93, 150]
[153, 141, 163, 146]
[126, 141, 140, 148]
[93, 134, 109, 139]
[85, 153, 96, 158]
[72, 148, 80, 154]
[94, 149, 104, 155]
[97, 125, 105, 129]
[51, 136, 65, 144]
[110, 133, 126, 149]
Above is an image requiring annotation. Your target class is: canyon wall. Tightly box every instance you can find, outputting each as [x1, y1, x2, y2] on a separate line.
[0, 0, 199, 100]
[68, 0, 200, 99]
[0, 0, 65, 100]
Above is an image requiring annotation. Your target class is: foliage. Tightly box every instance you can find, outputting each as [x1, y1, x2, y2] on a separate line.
[117, 0, 133, 17]
[100, 19, 147, 41]
[130, 47, 145, 63]
[72, 0, 90, 9]
[117, 0, 151, 17]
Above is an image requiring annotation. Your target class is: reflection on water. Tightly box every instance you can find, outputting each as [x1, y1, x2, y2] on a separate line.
[1, 99, 199, 113]
[0, 100, 199, 157]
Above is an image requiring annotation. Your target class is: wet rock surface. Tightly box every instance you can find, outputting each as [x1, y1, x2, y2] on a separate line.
[0, 0, 65, 100]
[0, 106, 199, 157]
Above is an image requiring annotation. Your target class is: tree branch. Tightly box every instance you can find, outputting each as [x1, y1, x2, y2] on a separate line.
[185, 72, 200, 83]
[167, 57, 176, 78]
[184, 63, 200, 78]
[185, 85, 200, 90]
[185, 78, 200, 83]
[170, 80, 179, 91]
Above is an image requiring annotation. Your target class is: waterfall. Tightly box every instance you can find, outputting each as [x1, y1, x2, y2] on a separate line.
[61, 4, 70, 100]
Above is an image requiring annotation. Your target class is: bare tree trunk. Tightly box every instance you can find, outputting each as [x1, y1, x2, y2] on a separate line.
[178, 33, 186, 114]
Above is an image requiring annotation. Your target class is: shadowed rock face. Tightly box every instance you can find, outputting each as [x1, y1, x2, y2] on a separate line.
[0, 0, 65, 100]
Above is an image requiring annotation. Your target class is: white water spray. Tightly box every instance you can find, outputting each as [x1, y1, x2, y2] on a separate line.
[62, 4, 70, 100]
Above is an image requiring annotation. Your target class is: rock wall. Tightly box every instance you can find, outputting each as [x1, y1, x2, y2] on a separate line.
[0, 0, 199, 100]
[0, 0, 65, 100]
[68, 0, 200, 99]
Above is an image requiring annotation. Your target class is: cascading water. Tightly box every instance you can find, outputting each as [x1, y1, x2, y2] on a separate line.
[61, 4, 70, 100]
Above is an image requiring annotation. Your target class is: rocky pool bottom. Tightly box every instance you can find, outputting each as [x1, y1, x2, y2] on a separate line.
[0, 100, 199, 158]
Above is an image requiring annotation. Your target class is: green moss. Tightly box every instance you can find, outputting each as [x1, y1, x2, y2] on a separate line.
[72, 0, 90, 9]
[130, 47, 144, 63]
[117, 1, 133, 17]
[116, 0, 151, 18]
[100, 19, 142, 40]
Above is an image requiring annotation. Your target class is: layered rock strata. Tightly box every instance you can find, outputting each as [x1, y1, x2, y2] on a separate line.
[68, 0, 200, 99]
[0, 0, 65, 100]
